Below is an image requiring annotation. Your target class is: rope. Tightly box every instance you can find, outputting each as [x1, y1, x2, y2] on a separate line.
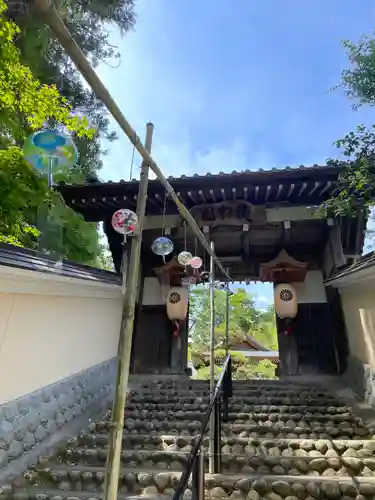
[129, 145, 135, 181]
[161, 192, 167, 236]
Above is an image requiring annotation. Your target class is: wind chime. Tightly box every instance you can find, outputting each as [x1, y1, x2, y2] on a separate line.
[151, 191, 174, 262]
[23, 129, 79, 264]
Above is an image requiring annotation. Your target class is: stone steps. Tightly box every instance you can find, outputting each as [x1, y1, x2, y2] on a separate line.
[129, 395, 343, 406]
[8, 490, 150, 500]
[123, 410, 361, 425]
[132, 380, 331, 390]
[5, 378, 375, 500]
[15, 465, 375, 498]
[76, 433, 375, 456]
[56, 445, 375, 477]
[88, 418, 370, 439]
[126, 402, 353, 415]
[129, 389, 337, 399]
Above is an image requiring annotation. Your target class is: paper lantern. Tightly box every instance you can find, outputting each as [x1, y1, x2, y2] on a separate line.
[166, 287, 189, 321]
[274, 283, 298, 319]
[111, 209, 138, 235]
[178, 251, 192, 266]
[151, 236, 174, 256]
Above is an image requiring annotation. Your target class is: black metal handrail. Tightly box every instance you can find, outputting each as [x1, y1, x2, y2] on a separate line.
[172, 355, 233, 500]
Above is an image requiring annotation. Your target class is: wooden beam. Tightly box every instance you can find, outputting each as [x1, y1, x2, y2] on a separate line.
[198, 190, 207, 203]
[143, 206, 327, 230]
[275, 184, 283, 200]
[286, 183, 295, 198]
[308, 181, 320, 197]
[319, 180, 332, 197]
[298, 182, 307, 197]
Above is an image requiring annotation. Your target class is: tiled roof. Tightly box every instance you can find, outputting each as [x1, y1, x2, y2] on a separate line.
[58, 163, 346, 188]
[0, 243, 120, 284]
[324, 251, 375, 285]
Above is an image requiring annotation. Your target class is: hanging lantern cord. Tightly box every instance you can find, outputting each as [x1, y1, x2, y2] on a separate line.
[129, 145, 135, 181]
[161, 192, 168, 262]
[161, 192, 167, 237]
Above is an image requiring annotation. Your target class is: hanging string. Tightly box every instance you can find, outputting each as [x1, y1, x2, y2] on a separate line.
[161, 192, 167, 237]
[161, 191, 168, 262]
[129, 145, 135, 181]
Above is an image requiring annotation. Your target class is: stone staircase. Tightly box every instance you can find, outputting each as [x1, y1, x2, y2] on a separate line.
[4, 378, 375, 500]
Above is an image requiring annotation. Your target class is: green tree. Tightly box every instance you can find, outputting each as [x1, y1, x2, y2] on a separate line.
[326, 35, 375, 214]
[189, 286, 278, 380]
[0, 0, 137, 266]
[6, 0, 135, 175]
[0, 1, 105, 265]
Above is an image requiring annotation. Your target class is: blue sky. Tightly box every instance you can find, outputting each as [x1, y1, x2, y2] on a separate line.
[97, 0, 375, 308]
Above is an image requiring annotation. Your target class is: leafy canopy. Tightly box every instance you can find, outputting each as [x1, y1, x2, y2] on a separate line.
[0, 0, 106, 264]
[0, 0, 92, 142]
[326, 34, 375, 214]
[189, 286, 277, 349]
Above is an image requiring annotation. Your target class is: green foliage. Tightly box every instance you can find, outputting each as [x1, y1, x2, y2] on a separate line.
[0, 147, 105, 265]
[0, 147, 45, 247]
[326, 34, 375, 214]
[189, 287, 278, 380]
[0, 0, 136, 267]
[0, 0, 92, 142]
[189, 286, 277, 349]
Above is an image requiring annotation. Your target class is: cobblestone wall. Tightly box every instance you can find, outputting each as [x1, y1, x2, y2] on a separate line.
[344, 355, 375, 406]
[0, 358, 116, 469]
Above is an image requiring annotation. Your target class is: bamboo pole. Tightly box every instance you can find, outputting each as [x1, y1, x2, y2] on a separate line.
[103, 123, 154, 500]
[209, 240, 215, 473]
[33, 0, 230, 281]
[225, 268, 230, 359]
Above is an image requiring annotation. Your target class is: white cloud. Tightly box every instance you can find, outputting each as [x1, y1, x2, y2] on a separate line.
[257, 296, 270, 304]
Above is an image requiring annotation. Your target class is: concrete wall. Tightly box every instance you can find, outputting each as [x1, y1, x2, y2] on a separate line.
[331, 279, 375, 405]
[292, 270, 327, 304]
[340, 283, 375, 369]
[0, 264, 122, 473]
[142, 277, 164, 305]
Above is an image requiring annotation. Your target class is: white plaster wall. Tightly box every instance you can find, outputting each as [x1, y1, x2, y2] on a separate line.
[291, 271, 327, 304]
[340, 283, 375, 368]
[0, 266, 122, 405]
[142, 277, 164, 305]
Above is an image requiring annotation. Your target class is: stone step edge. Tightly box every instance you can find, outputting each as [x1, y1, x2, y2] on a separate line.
[128, 397, 343, 404]
[129, 393, 338, 399]
[125, 403, 353, 411]
[29, 465, 375, 483]
[93, 421, 370, 432]
[121, 412, 360, 423]
[76, 433, 375, 447]
[6, 488, 162, 500]
[60, 446, 375, 462]
[128, 386, 337, 399]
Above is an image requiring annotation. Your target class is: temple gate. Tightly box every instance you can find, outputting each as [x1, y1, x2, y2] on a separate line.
[58, 165, 366, 377]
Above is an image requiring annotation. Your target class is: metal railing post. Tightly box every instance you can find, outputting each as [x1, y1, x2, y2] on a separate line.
[213, 398, 222, 473]
[209, 241, 215, 473]
[192, 447, 205, 500]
